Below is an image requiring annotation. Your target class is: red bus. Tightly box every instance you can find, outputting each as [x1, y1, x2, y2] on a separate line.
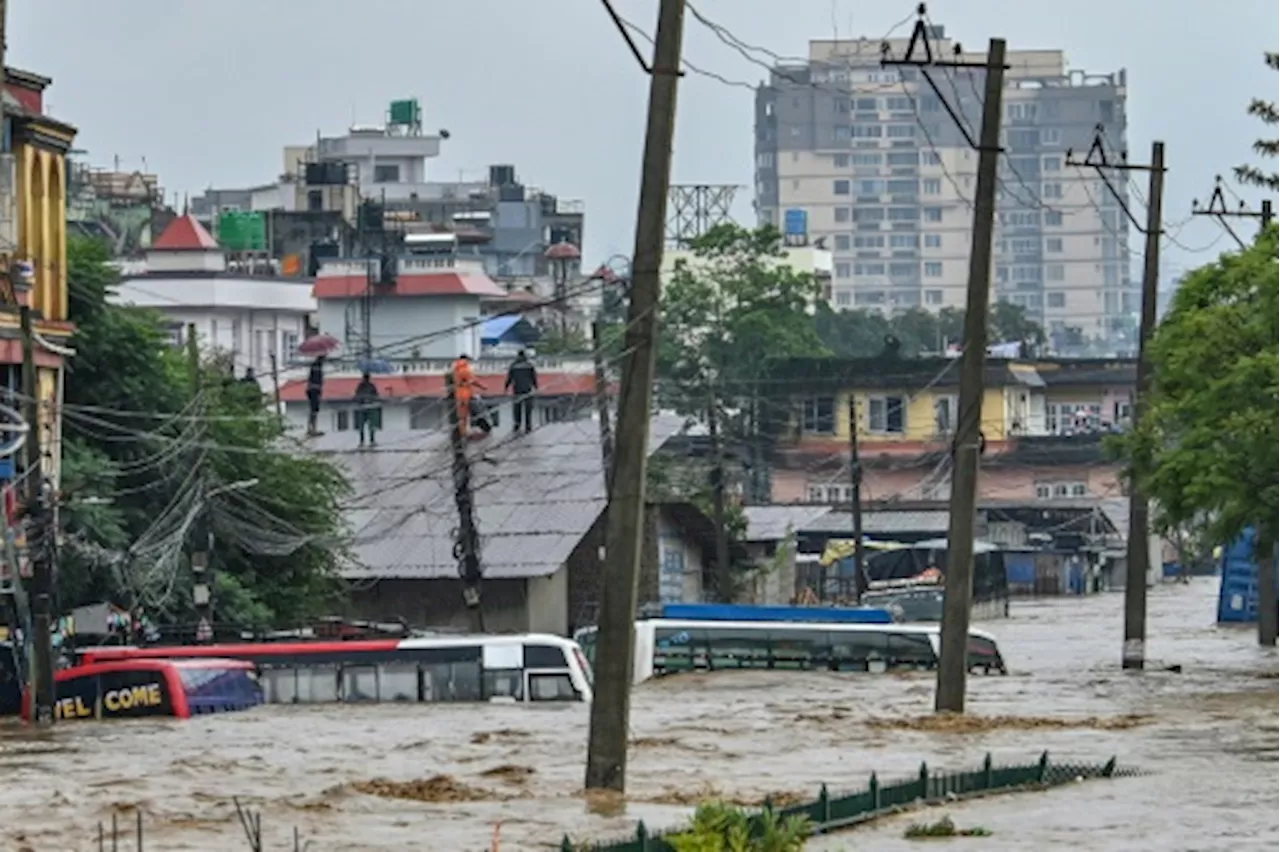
[22, 658, 262, 722]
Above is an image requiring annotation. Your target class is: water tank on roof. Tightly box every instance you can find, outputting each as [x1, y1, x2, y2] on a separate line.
[498, 183, 526, 202]
[489, 164, 516, 187]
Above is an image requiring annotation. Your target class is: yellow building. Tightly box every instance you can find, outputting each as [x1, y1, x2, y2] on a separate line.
[0, 67, 77, 486]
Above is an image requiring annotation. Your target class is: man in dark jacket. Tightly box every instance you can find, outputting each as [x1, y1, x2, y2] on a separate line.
[504, 350, 538, 434]
[353, 372, 380, 447]
[306, 356, 325, 436]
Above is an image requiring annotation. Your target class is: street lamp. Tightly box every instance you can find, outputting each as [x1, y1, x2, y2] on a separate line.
[192, 478, 259, 642]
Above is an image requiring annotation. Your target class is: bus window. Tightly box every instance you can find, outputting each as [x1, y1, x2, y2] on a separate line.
[886, 632, 936, 670]
[829, 630, 889, 671]
[703, 627, 770, 670]
[528, 672, 579, 702]
[296, 665, 339, 703]
[525, 644, 568, 668]
[768, 630, 831, 670]
[263, 668, 297, 704]
[654, 627, 698, 675]
[342, 665, 378, 702]
[425, 660, 481, 702]
[483, 669, 523, 701]
[378, 663, 419, 701]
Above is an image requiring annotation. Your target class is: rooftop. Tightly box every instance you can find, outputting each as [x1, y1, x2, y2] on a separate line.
[151, 215, 220, 251]
[311, 415, 688, 580]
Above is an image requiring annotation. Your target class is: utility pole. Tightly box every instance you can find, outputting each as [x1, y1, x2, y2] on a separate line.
[706, 382, 732, 602]
[1191, 176, 1274, 249]
[183, 322, 213, 643]
[885, 16, 1007, 714]
[591, 320, 615, 489]
[268, 351, 282, 418]
[186, 322, 200, 392]
[445, 373, 484, 632]
[586, 0, 685, 793]
[1069, 135, 1165, 669]
[847, 397, 865, 589]
[21, 305, 53, 726]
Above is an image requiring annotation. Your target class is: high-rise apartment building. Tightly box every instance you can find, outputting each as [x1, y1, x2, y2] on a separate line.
[755, 26, 1134, 353]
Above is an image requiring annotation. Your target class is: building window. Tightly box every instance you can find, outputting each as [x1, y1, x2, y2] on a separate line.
[858, 179, 886, 195]
[854, 235, 885, 249]
[164, 322, 184, 348]
[1046, 237, 1063, 253]
[925, 289, 943, 305]
[924, 234, 941, 248]
[1046, 264, 1065, 282]
[852, 125, 883, 138]
[1037, 481, 1088, 499]
[852, 152, 883, 166]
[1045, 210, 1063, 226]
[885, 96, 912, 112]
[854, 207, 885, 223]
[1042, 155, 1061, 172]
[834, 234, 851, 251]
[801, 396, 836, 435]
[835, 289, 852, 307]
[888, 207, 918, 222]
[1041, 128, 1062, 145]
[867, 395, 906, 434]
[933, 395, 958, 434]
[923, 151, 941, 165]
[855, 98, 878, 111]
[307, 189, 323, 211]
[835, 262, 851, 279]
[924, 261, 943, 278]
[834, 125, 851, 143]
[1041, 182, 1063, 199]
[833, 153, 850, 168]
[923, 207, 942, 222]
[922, 178, 941, 195]
[834, 207, 851, 223]
[373, 164, 401, 183]
[1047, 291, 1066, 308]
[889, 234, 918, 248]
[854, 263, 885, 276]
[833, 179, 851, 196]
[886, 124, 916, 138]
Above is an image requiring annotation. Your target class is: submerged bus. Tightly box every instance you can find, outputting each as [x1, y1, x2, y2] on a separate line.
[575, 618, 1006, 685]
[21, 658, 262, 722]
[79, 633, 594, 704]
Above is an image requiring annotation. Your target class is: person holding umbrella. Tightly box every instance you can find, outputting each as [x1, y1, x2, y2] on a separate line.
[306, 356, 325, 436]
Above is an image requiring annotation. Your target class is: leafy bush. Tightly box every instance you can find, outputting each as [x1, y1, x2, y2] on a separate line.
[668, 801, 811, 852]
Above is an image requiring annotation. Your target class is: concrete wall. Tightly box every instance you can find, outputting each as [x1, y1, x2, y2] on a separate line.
[315, 294, 482, 359]
[345, 577, 532, 632]
[526, 569, 569, 636]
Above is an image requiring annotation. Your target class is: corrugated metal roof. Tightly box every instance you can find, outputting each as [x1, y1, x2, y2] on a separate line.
[801, 509, 952, 535]
[742, 505, 834, 542]
[313, 415, 688, 580]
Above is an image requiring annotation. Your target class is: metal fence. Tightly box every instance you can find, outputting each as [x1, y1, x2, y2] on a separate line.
[95, 799, 310, 852]
[562, 752, 1140, 851]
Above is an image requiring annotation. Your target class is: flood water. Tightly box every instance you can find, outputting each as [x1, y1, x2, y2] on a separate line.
[1, 578, 1275, 851]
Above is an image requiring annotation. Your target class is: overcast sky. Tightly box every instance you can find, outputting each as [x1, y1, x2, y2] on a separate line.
[15, 0, 1280, 281]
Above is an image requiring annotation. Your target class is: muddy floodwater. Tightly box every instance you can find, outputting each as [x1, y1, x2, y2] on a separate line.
[1, 578, 1275, 851]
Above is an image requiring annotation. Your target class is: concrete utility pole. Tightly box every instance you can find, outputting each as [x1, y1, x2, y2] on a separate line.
[591, 320, 615, 490]
[445, 373, 484, 632]
[21, 305, 54, 726]
[707, 382, 732, 601]
[585, 0, 685, 793]
[881, 14, 1007, 711]
[847, 397, 865, 588]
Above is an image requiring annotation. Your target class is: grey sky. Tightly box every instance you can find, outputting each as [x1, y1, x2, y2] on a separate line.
[15, 0, 1280, 279]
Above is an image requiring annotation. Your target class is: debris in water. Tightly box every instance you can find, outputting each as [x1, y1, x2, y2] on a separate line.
[479, 764, 536, 783]
[867, 713, 1152, 733]
[350, 775, 506, 803]
[469, 728, 531, 745]
[639, 783, 806, 808]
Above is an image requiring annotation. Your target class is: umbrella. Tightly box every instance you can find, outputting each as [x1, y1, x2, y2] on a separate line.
[298, 333, 340, 357]
[356, 358, 394, 375]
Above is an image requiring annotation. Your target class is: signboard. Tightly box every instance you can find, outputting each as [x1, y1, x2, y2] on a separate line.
[784, 208, 808, 237]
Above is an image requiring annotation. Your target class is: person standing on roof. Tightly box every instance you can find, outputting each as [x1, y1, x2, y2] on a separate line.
[306, 356, 325, 436]
[451, 353, 484, 435]
[353, 372, 381, 448]
[504, 350, 538, 434]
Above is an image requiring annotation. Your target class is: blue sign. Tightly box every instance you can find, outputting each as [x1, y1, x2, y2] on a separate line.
[784, 208, 809, 236]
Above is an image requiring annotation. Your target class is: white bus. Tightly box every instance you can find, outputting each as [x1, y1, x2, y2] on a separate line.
[575, 620, 1006, 685]
[79, 633, 595, 704]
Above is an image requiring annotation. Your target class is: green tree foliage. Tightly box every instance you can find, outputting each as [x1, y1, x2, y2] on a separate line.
[668, 801, 812, 852]
[812, 301, 1039, 357]
[58, 236, 349, 628]
[1234, 52, 1279, 191]
[1117, 226, 1278, 555]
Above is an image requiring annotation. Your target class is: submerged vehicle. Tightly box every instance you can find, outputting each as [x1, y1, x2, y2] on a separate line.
[575, 604, 1006, 684]
[21, 658, 262, 722]
[79, 633, 593, 704]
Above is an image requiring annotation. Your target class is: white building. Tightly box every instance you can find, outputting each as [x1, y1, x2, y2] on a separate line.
[661, 233, 833, 307]
[755, 25, 1133, 354]
[111, 215, 316, 391]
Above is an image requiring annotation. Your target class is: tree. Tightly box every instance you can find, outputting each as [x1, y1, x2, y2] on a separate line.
[58, 236, 350, 630]
[1234, 52, 1279, 191]
[1117, 226, 1278, 640]
[988, 301, 1046, 346]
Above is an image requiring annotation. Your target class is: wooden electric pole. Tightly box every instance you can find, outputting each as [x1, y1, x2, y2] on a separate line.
[707, 382, 732, 602]
[21, 305, 54, 726]
[591, 320, 615, 489]
[445, 373, 484, 633]
[886, 20, 1007, 714]
[585, 0, 685, 793]
[1069, 135, 1166, 669]
[847, 396, 865, 588]
[1192, 176, 1274, 249]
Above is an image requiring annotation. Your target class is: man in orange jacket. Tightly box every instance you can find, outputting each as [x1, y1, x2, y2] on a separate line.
[451, 354, 484, 435]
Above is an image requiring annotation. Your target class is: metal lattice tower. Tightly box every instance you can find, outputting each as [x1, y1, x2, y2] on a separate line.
[665, 185, 739, 247]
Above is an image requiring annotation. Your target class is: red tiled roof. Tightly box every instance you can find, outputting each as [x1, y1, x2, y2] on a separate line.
[312, 273, 507, 300]
[279, 372, 605, 403]
[152, 215, 220, 251]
